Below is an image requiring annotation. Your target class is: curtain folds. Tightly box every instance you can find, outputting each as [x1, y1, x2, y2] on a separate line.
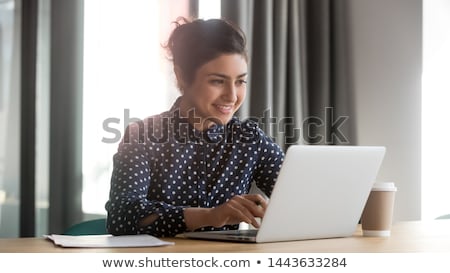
[17, 0, 84, 236]
[48, 0, 84, 234]
[221, 0, 356, 150]
[20, 0, 38, 237]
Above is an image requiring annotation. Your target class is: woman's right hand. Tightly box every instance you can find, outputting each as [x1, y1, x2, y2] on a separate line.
[208, 194, 268, 228]
[183, 194, 268, 231]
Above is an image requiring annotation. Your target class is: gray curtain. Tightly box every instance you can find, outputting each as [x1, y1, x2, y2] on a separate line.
[221, 0, 355, 150]
[20, 0, 38, 237]
[16, 0, 84, 236]
[48, 0, 84, 234]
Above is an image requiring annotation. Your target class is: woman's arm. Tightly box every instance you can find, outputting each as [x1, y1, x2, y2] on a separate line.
[106, 121, 188, 237]
[253, 130, 285, 197]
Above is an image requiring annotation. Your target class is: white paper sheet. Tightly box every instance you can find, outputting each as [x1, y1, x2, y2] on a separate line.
[44, 234, 174, 248]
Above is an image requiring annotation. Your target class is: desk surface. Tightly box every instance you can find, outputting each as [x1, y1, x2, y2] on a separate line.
[1, 221, 450, 253]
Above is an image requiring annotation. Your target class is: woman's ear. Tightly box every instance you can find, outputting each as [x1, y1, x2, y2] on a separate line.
[173, 66, 187, 93]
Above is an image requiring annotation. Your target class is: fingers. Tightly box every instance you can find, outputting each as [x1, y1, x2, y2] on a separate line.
[226, 198, 260, 228]
[225, 194, 268, 228]
[243, 194, 268, 210]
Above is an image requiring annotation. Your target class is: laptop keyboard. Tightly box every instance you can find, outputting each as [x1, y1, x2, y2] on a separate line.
[221, 229, 258, 236]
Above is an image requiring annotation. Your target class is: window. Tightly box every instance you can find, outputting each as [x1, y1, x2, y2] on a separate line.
[82, 0, 221, 215]
[0, 0, 20, 237]
[82, 0, 182, 214]
[421, 0, 450, 220]
[198, 0, 221, 19]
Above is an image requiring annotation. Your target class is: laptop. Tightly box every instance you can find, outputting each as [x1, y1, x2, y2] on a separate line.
[183, 145, 386, 243]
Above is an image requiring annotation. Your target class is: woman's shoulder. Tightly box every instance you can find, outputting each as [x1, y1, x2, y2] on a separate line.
[228, 117, 284, 159]
[227, 117, 272, 143]
[128, 110, 174, 129]
[122, 111, 171, 143]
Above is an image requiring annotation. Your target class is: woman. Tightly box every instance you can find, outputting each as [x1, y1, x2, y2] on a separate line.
[105, 17, 285, 237]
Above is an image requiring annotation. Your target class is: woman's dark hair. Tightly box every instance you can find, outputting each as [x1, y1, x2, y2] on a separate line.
[165, 17, 248, 88]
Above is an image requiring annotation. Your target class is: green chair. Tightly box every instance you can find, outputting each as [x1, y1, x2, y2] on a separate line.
[63, 218, 108, 235]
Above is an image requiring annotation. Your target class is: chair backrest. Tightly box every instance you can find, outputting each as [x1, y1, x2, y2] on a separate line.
[63, 218, 107, 235]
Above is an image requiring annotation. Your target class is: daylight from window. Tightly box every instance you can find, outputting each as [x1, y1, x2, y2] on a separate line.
[421, 0, 450, 220]
[82, 0, 169, 214]
[82, 1, 221, 215]
[199, 0, 221, 19]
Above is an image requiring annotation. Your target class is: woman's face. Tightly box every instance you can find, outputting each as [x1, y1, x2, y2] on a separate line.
[178, 54, 248, 130]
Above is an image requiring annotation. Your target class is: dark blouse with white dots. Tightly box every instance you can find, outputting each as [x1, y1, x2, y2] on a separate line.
[105, 99, 285, 237]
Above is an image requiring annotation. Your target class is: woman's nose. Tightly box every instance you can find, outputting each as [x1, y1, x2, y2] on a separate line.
[222, 83, 237, 102]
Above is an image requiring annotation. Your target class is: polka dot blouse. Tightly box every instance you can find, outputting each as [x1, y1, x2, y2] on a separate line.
[105, 99, 285, 237]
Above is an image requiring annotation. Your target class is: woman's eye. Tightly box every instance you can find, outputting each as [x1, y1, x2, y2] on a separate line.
[236, 79, 247, 86]
[210, 79, 224, 85]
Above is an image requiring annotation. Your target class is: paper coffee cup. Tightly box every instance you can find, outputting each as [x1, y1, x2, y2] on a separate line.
[361, 182, 397, 237]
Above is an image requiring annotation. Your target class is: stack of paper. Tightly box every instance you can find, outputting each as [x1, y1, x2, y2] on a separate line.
[45, 234, 174, 248]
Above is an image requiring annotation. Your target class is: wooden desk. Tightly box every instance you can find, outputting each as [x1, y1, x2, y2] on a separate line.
[1, 221, 450, 253]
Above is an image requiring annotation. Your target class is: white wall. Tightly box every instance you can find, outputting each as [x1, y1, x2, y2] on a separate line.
[348, 0, 422, 221]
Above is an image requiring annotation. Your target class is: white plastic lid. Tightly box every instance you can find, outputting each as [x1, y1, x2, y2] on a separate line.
[372, 182, 397, 192]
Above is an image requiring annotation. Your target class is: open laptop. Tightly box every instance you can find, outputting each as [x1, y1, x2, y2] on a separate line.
[183, 145, 386, 243]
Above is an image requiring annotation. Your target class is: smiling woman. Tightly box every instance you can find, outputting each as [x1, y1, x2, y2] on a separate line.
[165, 18, 250, 130]
[177, 54, 248, 129]
[104, 18, 285, 237]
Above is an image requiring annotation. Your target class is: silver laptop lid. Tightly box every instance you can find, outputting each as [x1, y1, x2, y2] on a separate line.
[255, 145, 385, 243]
